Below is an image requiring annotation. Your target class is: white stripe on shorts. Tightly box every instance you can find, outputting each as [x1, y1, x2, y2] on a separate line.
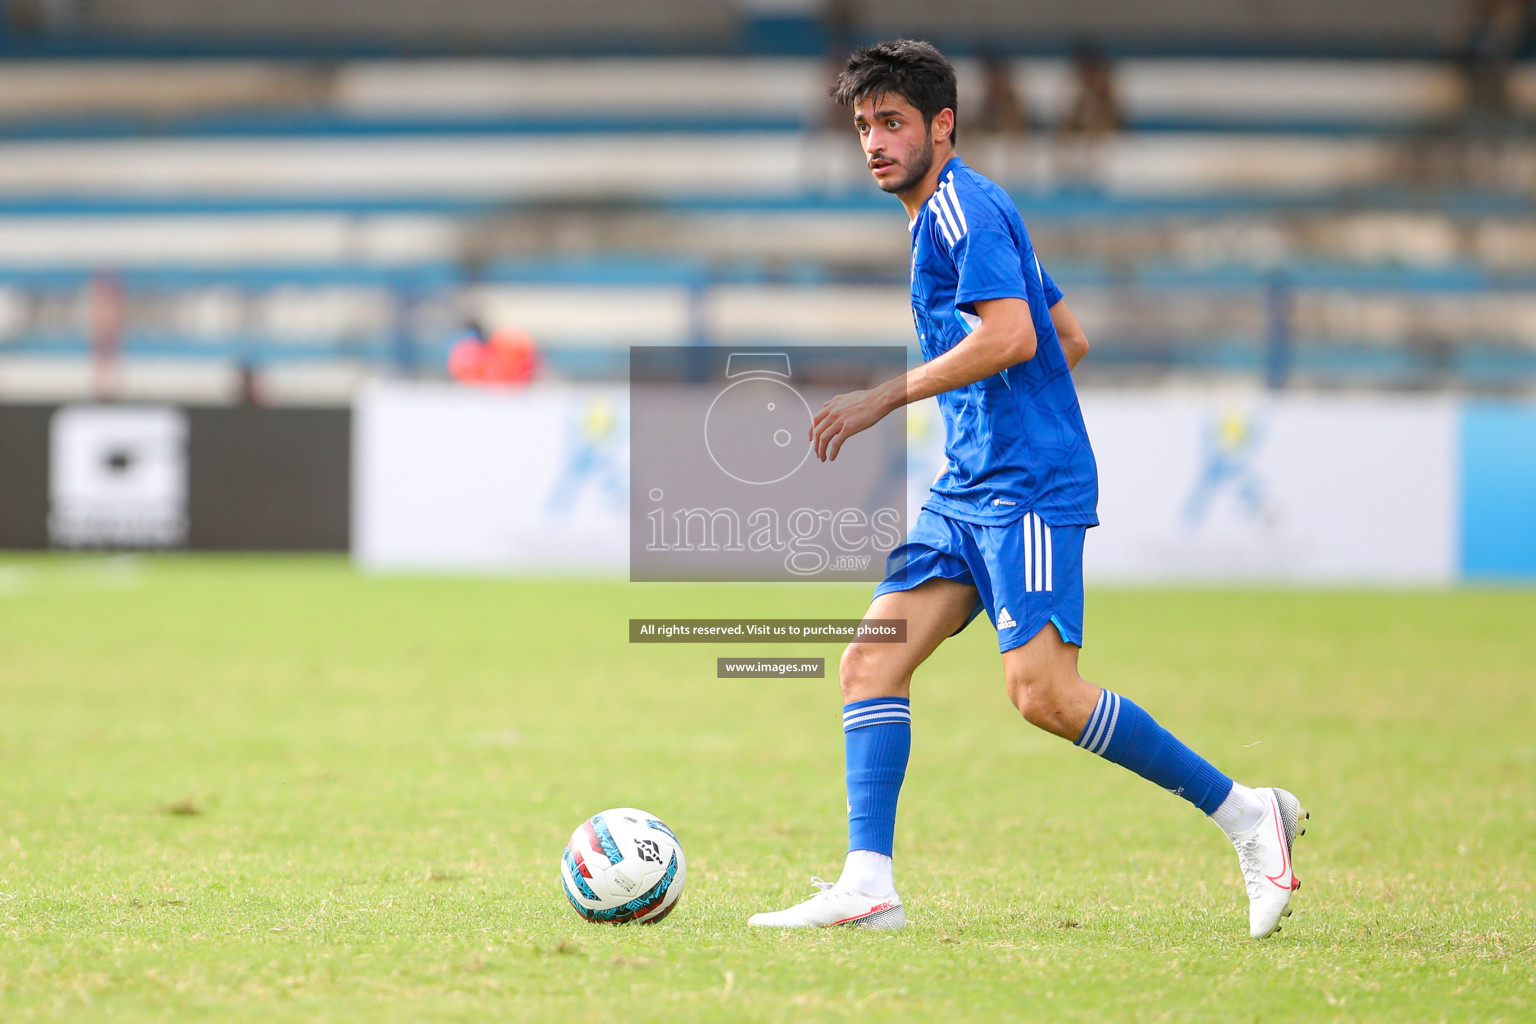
[1044, 521, 1053, 592]
[1022, 513, 1034, 593]
[1032, 514, 1044, 592]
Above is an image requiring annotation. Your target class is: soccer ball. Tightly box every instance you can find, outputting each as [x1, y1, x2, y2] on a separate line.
[560, 808, 686, 924]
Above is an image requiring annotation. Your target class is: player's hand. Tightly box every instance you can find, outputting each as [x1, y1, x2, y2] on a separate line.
[810, 388, 889, 462]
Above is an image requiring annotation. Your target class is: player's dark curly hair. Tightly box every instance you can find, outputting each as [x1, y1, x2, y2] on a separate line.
[831, 39, 959, 145]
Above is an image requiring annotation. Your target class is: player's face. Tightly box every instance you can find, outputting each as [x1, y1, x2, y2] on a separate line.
[853, 93, 934, 195]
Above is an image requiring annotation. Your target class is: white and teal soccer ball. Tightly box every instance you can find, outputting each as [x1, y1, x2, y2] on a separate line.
[560, 808, 686, 924]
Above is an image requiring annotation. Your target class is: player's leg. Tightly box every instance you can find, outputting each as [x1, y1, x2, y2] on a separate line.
[748, 577, 977, 929]
[838, 577, 975, 701]
[749, 512, 981, 930]
[1003, 624, 1237, 812]
[992, 519, 1306, 938]
[835, 577, 978, 893]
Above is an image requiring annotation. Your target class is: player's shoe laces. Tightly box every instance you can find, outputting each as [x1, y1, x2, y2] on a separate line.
[1231, 786, 1308, 939]
[747, 877, 906, 930]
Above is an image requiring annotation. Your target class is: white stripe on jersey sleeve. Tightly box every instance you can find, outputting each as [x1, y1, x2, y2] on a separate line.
[929, 199, 957, 246]
[930, 191, 961, 246]
[942, 176, 968, 233]
[934, 186, 965, 244]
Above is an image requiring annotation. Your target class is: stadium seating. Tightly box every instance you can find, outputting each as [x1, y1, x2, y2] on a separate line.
[1, 10, 1534, 400]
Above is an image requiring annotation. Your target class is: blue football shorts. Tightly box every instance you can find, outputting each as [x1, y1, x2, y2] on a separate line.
[873, 508, 1087, 653]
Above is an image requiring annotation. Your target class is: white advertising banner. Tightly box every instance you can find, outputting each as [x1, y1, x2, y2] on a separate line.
[1079, 392, 1459, 584]
[353, 382, 628, 572]
[353, 384, 1459, 583]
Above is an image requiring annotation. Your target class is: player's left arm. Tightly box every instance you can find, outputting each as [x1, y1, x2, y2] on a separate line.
[1051, 298, 1089, 370]
[811, 295, 1034, 462]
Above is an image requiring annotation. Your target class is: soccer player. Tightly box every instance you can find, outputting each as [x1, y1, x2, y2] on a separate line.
[748, 40, 1307, 939]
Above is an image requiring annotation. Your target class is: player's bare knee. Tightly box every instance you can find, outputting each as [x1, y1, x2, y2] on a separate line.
[1007, 678, 1043, 724]
[838, 642, 878, 701]
[1027, 699, 1076, 735]
[839, 642, 909, 702]
[1006, 669, 1069, 731]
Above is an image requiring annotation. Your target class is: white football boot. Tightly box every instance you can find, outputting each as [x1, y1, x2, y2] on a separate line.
[1231, 786, 1308, 938]
[748, 878, 906, 930]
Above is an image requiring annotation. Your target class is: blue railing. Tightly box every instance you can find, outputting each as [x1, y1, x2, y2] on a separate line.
[2, 187, 1532, 220]
[4, 259, 1535, 388]
[0, 109, 1502, 143]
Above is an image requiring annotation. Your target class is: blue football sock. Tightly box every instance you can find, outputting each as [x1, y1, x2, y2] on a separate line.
[1075, 690, 1234, 814]
[843, 697, 911, 857]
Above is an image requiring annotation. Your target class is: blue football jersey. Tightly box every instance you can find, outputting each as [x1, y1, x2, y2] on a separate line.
[909, 157, 1099, 527]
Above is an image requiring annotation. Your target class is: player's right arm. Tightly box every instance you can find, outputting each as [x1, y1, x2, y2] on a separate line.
[1050, 299, 1089, 370]
[810, 296, 1033, 462]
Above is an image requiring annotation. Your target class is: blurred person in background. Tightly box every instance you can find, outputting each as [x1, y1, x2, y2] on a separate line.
[820, 0, 860, 129]
[975, 51, 1030, 136]
[972, 51, 1032, 183]
[1456, 0, 1533, 125]
[1402, 0, 1533, 188]
[6, 0, 87, 36]
[803, 0, 868, 190]
[89, 272, 124, 401]
[237, 360, 265, 406]
[448, 322, 540, 386]
[1057, 40, 1122, 187]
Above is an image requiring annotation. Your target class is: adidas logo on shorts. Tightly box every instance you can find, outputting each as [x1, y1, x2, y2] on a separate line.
[996, 607, 1017, 629]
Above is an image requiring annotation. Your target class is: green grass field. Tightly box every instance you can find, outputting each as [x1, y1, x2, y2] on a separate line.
[2, 555, 1533, 1022]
